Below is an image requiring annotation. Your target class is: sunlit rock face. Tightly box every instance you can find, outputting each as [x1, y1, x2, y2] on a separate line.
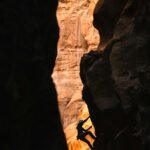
[52, 0, 99, 149]
[65, 105, 95, 150]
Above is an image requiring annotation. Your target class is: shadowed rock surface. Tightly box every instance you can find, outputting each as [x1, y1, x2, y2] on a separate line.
[80, 0, 150, 149]
[0, 1, 68, 150]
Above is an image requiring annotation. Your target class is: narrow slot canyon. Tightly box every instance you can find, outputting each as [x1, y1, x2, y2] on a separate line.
[52, 0, 99, 149]
[1, 0, 150, 150]
[53, 0, 150, 149]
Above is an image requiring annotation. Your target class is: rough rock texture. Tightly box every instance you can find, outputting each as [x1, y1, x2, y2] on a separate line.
[65, 105, 95, 150]
[0, 1, 67, 150]
[52, 0, 99, 147]
[80, 0, 150, 149]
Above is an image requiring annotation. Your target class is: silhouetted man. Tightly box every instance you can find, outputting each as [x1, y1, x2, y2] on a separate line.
[76, 116, 96, 149]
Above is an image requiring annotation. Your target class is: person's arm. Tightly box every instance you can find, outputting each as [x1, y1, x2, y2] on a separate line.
[82, 126, 92, 132]
[82, 127, 88, 132]
[86, 126, 92, 131]
[83, 116, 90, 123]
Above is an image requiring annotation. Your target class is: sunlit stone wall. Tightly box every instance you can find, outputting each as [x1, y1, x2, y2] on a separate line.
[52, 0, 99, 149]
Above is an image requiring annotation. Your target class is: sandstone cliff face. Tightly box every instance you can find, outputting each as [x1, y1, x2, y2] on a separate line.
[52, 0, 99, 147]
[80, 0, 150, 149]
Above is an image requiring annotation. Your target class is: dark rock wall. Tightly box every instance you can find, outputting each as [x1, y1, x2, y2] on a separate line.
[80, 0, 150, 149]
[0, 1, 68, 150]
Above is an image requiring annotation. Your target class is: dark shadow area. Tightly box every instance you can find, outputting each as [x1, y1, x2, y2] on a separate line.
[0, 1, 68, 150]
[80, 0, 150, 149]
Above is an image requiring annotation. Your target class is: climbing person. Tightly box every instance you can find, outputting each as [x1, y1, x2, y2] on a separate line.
[76, 116, 96, 149]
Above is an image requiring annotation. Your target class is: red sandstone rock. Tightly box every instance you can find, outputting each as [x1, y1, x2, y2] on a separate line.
[52, 0, 99, 149]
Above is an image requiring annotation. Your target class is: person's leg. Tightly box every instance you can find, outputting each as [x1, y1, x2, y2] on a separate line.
[87, 131, 96, 139]
[80, 137, 94, 149]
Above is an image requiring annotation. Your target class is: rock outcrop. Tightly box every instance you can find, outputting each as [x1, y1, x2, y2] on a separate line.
[80, 0, 150, 149]
[0, 1, 67, 150]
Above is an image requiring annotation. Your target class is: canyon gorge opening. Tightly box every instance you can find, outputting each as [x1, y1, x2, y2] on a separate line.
[54, 0, 150, 149]
[1, 0, 150, 150]
[52, 0, 99, 149]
